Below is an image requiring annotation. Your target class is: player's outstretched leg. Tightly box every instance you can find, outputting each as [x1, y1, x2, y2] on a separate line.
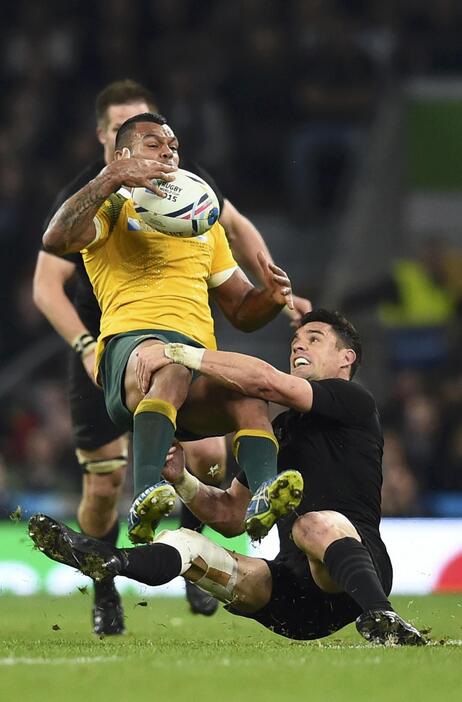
[244, 470, 304, 541]
[29, 514, 126, 581]
[128, 481, 176, 544]
[356, 610, 427, 646]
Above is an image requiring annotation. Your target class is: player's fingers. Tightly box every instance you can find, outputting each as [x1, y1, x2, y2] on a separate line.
[272, 277, 293, 291]
[121, 147, 131, 159]
[142, 364, 153, 394]
[137, 358, 145, 393]
[136, 354, 149, 394]
[272, 273, 291, 284]
[165, 446, 176, 462]
[267, 262, 286, 275]
[143, 180, 167, 197]
[284, 289, 294, 310]
[158, 172, 176, 182]
[279, 283, 293, 299]
[135, 358, 142, 391]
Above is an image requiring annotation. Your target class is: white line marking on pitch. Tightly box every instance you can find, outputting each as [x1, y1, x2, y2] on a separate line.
[0, 656, 122, 666]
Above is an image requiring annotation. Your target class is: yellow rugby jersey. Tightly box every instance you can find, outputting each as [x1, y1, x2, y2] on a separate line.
[81, 193, 237, 366]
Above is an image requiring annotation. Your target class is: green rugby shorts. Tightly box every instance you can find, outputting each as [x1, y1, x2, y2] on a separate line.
[99, 329, 205, 433]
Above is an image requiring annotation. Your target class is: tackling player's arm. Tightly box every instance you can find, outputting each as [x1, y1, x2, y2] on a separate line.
[173, 346, 313, 412]
[162, 444, 249, 536]
[43, 154, 176, 255]
[220, 200, 312, 326]
[135, 343, 313, 412]
[32, 251, 98, 382]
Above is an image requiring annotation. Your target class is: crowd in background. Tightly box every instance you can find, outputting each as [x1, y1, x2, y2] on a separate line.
[1, 0, 462, 519]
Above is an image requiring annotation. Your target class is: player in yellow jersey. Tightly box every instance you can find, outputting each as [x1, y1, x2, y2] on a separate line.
[43, 112, 303, 544]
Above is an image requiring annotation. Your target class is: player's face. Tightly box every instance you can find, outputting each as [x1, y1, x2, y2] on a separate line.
[290, 322, 354, 380]
[97, 102, 151, 163]
[126, 122, 180, 168]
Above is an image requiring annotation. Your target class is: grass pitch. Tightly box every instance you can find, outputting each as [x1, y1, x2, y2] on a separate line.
[0, 594, 461, 702]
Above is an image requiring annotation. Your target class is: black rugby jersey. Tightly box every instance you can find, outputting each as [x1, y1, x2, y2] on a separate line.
[41, 158, 224, 338]
[238, 378, 384, 558]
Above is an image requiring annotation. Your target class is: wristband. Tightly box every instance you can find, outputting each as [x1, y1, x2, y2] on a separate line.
[72, 332, 97, 358]
[164, 343, 205, 371]
[174, 470, 200, 503]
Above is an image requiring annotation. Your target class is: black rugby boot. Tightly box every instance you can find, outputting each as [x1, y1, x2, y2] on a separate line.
[28, 514, 126, 581]
[93, 578, 125, 636]
[356, 609, 427, 646]
[185, 581, 219, 616]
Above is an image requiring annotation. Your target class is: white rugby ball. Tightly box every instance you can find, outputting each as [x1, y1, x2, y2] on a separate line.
[127, 168, 220, 237]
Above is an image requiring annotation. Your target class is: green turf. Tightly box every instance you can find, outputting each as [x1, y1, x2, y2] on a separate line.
[0, 594, 461, 702]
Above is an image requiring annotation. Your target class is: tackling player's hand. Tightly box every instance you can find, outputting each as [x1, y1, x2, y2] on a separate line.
[257, 251, 294, 310]
[103, 148, 177, 196]
[81, 350, 100, 387]
[162, 442, 186, 484]
[135, 343, 173, 394]
[284, 295, 312, 328]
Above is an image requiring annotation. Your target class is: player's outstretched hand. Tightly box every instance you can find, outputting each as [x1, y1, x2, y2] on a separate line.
[257, 251, 294, 310]
[162, 442, 186, 484]
[135, 343, 173, 394]
[104, 147, 177, 196]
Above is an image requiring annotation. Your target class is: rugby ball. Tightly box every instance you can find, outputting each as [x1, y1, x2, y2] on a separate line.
[127, 168, 220, 237]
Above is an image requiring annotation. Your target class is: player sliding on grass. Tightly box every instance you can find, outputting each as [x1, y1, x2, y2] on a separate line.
[42, 111, 303, 544]
[29, 310, 426, 645]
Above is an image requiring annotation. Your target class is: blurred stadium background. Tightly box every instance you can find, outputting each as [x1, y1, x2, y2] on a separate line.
[1, 0, 462, 596]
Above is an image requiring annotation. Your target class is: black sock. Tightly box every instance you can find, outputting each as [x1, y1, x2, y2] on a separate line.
[98, 520, 120, 546]
[323, 537, 392, 612]
[119, 543, 182, 586]
[77, 519, 120, 545]
[180, 503, 203, 532]
[78, 520, 121, 598]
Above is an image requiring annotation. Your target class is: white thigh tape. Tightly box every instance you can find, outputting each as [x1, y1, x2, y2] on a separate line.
[154, 528, 238, 603]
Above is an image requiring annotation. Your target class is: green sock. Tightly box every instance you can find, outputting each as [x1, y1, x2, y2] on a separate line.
[232, 430, 279, 494]
[133, 399, 177, 496]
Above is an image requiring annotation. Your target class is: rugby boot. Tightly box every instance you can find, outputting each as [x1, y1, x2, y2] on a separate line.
[28, 514, 126, 581]
[185, 581, 219, 616]
[244, 470, 304, 541]
[93, 578, 125, 636]
[128, 481, 176, 544]
[356, 609, 427, 646]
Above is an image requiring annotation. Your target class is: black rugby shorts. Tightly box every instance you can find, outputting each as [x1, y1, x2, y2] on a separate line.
[227, 527, 392, 641]
[68, 350, 124, 451]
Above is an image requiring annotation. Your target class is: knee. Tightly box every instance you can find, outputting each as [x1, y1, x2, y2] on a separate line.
[292, 511, 359, 560]
[292, 512, 331, 552]
[84, 468, 125, 502]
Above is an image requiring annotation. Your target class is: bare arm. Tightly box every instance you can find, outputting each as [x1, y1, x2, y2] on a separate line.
[135, 343, 313, 412]
[33, 250, 98, 382]
[33, 251, 87, 344]
[220, 199, 273, 284]
[211, 252, 293, 332]
[162, 444, 249, 536]
[220, 200, 312, 327]
[43, 153, 177, 255]
[188, 347, 313, 411]
[43, 169, 119, 255]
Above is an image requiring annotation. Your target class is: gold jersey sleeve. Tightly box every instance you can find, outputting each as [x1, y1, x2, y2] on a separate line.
[82, 195, 237, 365]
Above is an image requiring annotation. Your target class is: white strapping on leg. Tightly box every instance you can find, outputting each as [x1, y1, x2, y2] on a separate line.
[154, 528, 238, 603]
